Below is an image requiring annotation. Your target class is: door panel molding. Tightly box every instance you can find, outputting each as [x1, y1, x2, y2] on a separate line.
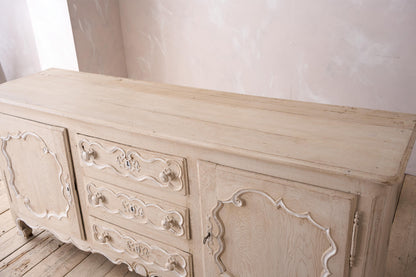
[1, 131, 73, 219]
[205, 189, 337, 277]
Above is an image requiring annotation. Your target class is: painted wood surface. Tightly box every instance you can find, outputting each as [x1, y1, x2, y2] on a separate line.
[0, 114, 84, 240]
[77, 134, 188, 195]
[0, 176, 415, 276]
[386, 175, 416, 277]
[0, 70, 415, 276]
[198, 161, 357, 277]
[0, 160, 415, 276]
[84, 177, 190, 248]
[0, 186, 141, 276]
[0, 69, 414, 184]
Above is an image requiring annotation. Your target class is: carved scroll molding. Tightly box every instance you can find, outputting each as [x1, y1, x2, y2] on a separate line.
[79, 138, 184, 192]
[93, 224, 188, 277]
[15, 217, 158, 277]
[205, 189, 337, 277]
[87, 182, 186, 237]
[1, 131, 72, 220]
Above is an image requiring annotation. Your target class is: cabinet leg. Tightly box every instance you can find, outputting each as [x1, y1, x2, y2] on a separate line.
[16, 219, 33, 238]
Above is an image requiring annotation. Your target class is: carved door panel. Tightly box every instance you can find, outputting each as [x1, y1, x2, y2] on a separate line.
[198, 161, 358, 277]
[0, 114, 84, 239]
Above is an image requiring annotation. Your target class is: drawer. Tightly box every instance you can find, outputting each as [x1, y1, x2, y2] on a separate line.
[77, 134, 188, 195]
[84, 177, 190, 246]
[89, 216, 193, 277]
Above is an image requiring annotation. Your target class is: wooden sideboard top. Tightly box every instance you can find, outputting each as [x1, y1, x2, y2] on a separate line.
[0, 69, 415, 185]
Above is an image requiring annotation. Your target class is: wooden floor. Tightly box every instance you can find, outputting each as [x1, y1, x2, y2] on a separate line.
[1, 176, 416, 276]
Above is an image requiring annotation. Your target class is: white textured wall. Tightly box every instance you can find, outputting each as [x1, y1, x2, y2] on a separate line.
[26, 0, 78, 71]
[68, 0, 127, 77]
[116, 0, 416, 174]
[119, 0, 416, 112]
[0, 0, 40, 82]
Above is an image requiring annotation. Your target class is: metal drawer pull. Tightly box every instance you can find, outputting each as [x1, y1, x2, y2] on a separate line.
[161, 215, 176, 230]
[165, 257, 177, 271]
[81, 148, 95, 162]
[159, 168, 175, 183]
[91, 192, 105, 205]
[96, 231, 110, 243]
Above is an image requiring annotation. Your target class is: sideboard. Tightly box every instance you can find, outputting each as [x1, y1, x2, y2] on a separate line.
[0, 69, 415, 276]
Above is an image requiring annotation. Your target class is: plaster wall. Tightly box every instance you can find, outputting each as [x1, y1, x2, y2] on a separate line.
[0, 0, 40, 82]
[0, 0, 78, 83]
[117, 0, 416, 174]
[26, 0, 78, 71]
[67, 0, 127, 77]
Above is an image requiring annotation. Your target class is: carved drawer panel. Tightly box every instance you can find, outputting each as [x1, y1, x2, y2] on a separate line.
[89, 216, 193, 277]
[84, 177, 190, 245]
[77, 134, 188, 195]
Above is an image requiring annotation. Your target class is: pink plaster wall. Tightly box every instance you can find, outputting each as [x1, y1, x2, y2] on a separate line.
[68, 0, 127, 77]
[119, 0, 416, 112]
[117, 0, 416, 174]
[67, 0, 416, 174]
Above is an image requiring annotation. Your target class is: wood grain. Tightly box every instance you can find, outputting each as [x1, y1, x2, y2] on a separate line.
[65, 253, 118, 277]
[0, 69, 414, 184]
[386, 175, 416, 277]
[0, 186, 142, 276]
[199, 161, 357, 277]
[0, 210, 15, 237]
[0, 182, 9, 214]
[103, 264, 130, 276]
[0, 69, 415, 277]
[0, 114, 84, 240]
[23, 243, 89, 277]
[0, 228, 42, 262]
[0, 232, 63, 276]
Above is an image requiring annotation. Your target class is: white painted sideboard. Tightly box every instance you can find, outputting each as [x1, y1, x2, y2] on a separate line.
[0, 69, 415, 277]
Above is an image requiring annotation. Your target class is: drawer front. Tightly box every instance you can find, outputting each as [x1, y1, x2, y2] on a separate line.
[84, 177, 190, 243]
[77, 134, 187, 195]
[89, 217, 193, 277]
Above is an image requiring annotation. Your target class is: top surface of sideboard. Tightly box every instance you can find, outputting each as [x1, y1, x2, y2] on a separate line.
[0, 69, 415, 185]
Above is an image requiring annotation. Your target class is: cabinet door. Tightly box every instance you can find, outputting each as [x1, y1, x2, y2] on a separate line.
[0, 114, 84, 239]
[198, 161, 358, 277]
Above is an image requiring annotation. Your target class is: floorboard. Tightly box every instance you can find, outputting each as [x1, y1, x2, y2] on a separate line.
[23, 243, 90, 277]
[64, 253, 117, 277]
[0, 184, 9, 215]
[0, 232, 63, 276]
[0, 210, 15, 236]
[0, 227, 43, 262]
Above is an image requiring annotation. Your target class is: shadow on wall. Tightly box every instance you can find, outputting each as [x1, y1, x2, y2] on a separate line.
[0, 63, 6, 84]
